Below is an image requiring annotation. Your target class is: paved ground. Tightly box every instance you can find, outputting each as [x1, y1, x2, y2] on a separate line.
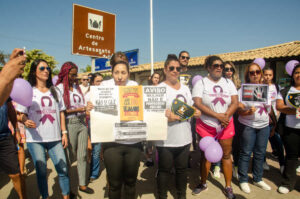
[1, 144, 299, 199]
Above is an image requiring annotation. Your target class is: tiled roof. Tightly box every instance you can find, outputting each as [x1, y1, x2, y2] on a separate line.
[130, 41, 300, 73]
[78, 41, 300, 77]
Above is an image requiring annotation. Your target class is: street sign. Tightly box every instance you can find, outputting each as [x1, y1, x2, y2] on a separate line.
[95, 49, 139, 72]
[72, 4, 115, 58]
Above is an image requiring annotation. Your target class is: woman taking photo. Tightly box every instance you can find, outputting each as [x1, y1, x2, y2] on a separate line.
[237, 63, 271, 193]
[87, 59, 141, 199]
[276, 63, 300, 194]
[192, 55, 238, 199]
[17, 59, 70, 199]
[155, 55, 200, 199]
[56, 62, 93, 194]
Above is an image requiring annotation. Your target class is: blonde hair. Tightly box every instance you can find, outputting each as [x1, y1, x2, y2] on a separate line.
[223, 61, 241, 89]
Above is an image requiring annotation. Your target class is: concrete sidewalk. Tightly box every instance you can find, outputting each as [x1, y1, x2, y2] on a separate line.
[1, 145, 299, 199]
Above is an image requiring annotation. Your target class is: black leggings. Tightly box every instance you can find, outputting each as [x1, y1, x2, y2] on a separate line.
[281, 127, 300, 190]
[103, 142, 142, 199]
[156, 144, 190, 199]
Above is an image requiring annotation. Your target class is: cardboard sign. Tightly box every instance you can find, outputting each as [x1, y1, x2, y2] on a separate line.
[240, 84, 269, 103]
[90, 86, 167, 142]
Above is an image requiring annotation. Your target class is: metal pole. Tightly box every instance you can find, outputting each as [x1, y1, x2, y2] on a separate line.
[150, 0, 154, 75]
[91, 57, 96, 73]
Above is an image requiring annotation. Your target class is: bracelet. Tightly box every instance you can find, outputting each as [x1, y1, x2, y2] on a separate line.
[62, 130, 68, 134]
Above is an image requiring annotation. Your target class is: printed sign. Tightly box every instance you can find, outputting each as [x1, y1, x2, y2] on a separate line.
[72, 4, 115, 58]
[287, 93, 300, 108]
[90, 86, 167, 142]
[240, 84, 269, 103]
[171, 99, 195, 121]
[119, 86, 143, 121]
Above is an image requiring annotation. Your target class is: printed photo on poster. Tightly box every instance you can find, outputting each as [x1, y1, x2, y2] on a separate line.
[240, 84, 269, 103]
[93, 86, 118, 115]
[119, 86, 144, 121]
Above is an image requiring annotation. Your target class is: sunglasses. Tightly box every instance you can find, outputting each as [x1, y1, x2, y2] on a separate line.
[224, 67, 234, 72]
[249, 70, 261, 76]
[212, 64, 224, 69]
[82, 79, 89, 81]
[39, 66, 51, 71]
[180, 56, 190, 60]
[168, 66, 181, 72]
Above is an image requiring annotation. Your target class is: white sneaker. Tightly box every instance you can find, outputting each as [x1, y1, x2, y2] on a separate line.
[240, 182, 251, 193]
[280, 166, 284, 174]
[254, 181, 271, 191]
[213, 166, 221, 178]
[263, 162, 270, 171]
[296, 166, 300, 173]
[278, 186, 289, 194]
[232, 166, 239, 180]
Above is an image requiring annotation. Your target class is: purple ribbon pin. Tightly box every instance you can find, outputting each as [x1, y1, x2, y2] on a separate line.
[212, 86, 226, 106]
[257, 105, 267, 115]
[39, 96, 55, 124]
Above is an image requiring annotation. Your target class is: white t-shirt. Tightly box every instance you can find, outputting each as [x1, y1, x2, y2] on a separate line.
[277, 86, 300, 129]
[57, 84, 85, 118]
[268, 84, 278, 116]
[155, 82, 193, 147]
[16, 87, 65, 142]
[192, 77, 238, 128]
[79, 84, 89, 96]
[238, 88, 270, 129]
[101, 78, 139, 145]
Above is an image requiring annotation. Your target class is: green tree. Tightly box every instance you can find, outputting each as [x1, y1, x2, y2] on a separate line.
[24, 49, 58, 79]
[80, 64, 91, 73]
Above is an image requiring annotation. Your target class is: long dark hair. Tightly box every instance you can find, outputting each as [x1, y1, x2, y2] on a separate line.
[28, 59, 58, 102]
[291, 64, 300, 86]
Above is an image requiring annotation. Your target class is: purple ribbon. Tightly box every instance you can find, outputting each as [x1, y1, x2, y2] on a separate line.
[39, 96, 55, 124]
[73, 93, 81, 103]
[212, 86, 226, 106]
[257, 106, 267, 115]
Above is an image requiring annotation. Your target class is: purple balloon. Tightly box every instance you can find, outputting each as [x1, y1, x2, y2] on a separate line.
[192, 75, 203, 87]
[10, 78, 33, 107]
[199, 136, 215, 151]
[52, 75, 59, 85]
[285, 60, 299, 76]
[204, 141, 223, 163]
[253, 58, 266, 69]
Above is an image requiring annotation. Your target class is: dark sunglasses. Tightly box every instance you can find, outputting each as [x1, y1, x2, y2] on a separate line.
[224, 67, 234, 72]
[168, 66, 181, 72]
[39, 66, 51, 71]
[180, 56, 190, 60]
[212, 64, 224, 69]
[249, 70, 261, 76]
[82, 79, 89, 81]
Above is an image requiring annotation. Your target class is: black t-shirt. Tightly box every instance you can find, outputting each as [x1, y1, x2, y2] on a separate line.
[0, 98, 12, 139]
[179, 70, 194, 91]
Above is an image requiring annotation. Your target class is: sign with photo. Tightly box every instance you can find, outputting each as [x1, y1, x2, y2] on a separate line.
[171, 99, 195, 121]
[240, 84, 269, 103]
[90, 86, 167, 143]
[287, 92, 300, 108]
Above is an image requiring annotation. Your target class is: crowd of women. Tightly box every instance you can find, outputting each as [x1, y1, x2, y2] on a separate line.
[2, 50, 299, 199]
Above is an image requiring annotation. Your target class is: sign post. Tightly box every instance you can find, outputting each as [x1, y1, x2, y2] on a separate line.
[72, 4, 116, 58]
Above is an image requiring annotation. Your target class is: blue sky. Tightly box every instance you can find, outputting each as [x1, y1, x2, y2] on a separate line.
[1, 0, 299, 71]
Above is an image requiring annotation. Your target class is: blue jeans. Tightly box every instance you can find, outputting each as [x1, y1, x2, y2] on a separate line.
[90, 143, 101, 179]
[269, 125, 285, 166]
[27, 141, 70, 198]
[238, 125, 270, 183]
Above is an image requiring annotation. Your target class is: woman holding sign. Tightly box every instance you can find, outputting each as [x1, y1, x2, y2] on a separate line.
[16, 59, 70, 199]
[87, 58, 141, 199]
[155, 54, 201, 199]
[276, 64, 300, 194]
[192, 55, 238, 199]
[237, 63, 271, 193]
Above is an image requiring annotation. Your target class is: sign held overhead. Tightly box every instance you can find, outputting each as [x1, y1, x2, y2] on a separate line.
[72, 4, 115, 58]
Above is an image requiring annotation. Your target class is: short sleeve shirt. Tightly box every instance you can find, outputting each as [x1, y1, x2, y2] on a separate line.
[192, 77, 238, 128]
